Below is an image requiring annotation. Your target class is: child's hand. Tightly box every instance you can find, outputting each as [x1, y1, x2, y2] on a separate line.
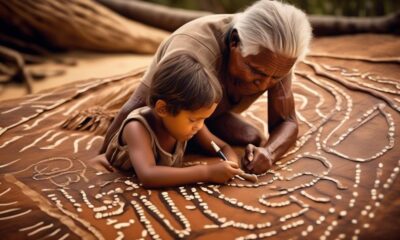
[207, 161, 244, 184]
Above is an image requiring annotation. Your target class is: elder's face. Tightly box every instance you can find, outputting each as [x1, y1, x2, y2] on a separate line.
[227, 45, 295, 97]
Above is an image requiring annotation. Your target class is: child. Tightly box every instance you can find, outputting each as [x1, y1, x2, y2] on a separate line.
[105, 54, 244, 188]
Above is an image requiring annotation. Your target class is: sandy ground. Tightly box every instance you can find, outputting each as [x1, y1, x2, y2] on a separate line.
[0, 51, 153, 102]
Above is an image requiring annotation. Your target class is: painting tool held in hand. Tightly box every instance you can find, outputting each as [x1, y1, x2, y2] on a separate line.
[210, 141, 258, 183]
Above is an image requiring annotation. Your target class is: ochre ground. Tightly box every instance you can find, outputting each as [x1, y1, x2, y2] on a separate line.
[0, 52, 152, 101]
[0, 34, 399, 239]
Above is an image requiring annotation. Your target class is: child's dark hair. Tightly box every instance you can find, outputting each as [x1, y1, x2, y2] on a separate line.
[148, 54, 222, 115]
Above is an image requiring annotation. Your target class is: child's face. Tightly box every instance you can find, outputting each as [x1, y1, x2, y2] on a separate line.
[162, 103, 218, 141]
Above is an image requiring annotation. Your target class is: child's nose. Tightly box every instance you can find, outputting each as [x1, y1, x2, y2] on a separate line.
[193, 121, 204, 131]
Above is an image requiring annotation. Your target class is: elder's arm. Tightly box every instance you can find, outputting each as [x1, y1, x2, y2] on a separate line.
[242, 73, 298, 174]
[264, 72, 298, 161]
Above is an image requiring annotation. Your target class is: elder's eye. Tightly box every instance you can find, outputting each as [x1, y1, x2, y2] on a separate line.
[253, 79, 261, 86]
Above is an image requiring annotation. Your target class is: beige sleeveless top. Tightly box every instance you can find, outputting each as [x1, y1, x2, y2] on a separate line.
[105, 106, 187, 171]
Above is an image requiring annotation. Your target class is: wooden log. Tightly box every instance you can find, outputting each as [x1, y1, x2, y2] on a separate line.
[0, 0, 170, 54]
[96, 0, 400, 35]
[96, 0, 210, 32]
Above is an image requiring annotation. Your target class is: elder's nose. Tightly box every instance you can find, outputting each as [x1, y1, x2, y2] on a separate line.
[259, 78, 270, 91]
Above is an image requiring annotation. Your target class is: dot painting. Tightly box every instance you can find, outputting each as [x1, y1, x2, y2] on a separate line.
[0, 36, 399, 239]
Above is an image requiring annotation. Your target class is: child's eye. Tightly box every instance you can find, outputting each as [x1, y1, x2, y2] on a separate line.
[189, 118, 196, 123]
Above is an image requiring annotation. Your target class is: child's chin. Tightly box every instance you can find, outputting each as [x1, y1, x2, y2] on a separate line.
[185, 134, 195, 140]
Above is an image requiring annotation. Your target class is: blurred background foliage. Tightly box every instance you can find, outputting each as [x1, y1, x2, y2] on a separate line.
[144, 0, 400, 16]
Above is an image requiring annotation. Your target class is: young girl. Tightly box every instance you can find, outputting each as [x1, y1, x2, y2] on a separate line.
[105, 53, 244, 188]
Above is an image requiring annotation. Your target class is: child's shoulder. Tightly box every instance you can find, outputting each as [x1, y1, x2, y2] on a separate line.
[122, 107, 154, 144]
[124, 120, 148, 134]
[123, 118, 152, 146]
[125, 107, 153, 132]
[126, 106, 152, 119]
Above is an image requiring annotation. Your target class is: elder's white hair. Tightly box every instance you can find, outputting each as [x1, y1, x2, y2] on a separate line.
[233, 0, 312, 60]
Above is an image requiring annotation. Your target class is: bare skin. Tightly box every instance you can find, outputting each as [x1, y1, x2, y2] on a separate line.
[208, 30, 298, 174]
[100, 30, 298, 175]
[120, 101, 242, 188]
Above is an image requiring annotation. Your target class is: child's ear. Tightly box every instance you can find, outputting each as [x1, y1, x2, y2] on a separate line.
[155, 100, 169, 117]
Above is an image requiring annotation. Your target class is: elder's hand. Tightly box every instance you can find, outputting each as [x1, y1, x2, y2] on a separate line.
[241, 144, 273, 174]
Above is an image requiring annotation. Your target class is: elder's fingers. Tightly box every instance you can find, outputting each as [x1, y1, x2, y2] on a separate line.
[245, 144, 256, 161]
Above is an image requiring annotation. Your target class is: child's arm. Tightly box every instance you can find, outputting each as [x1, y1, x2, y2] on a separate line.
[191, 125, 240, 164]
[123, 121, 243, 188]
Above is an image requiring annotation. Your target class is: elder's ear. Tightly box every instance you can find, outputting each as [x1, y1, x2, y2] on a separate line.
[154, 100, 169, 117]
[229, 29, 240, 48]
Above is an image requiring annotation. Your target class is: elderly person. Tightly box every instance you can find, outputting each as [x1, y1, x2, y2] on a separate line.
[100, 0, 312, 174]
